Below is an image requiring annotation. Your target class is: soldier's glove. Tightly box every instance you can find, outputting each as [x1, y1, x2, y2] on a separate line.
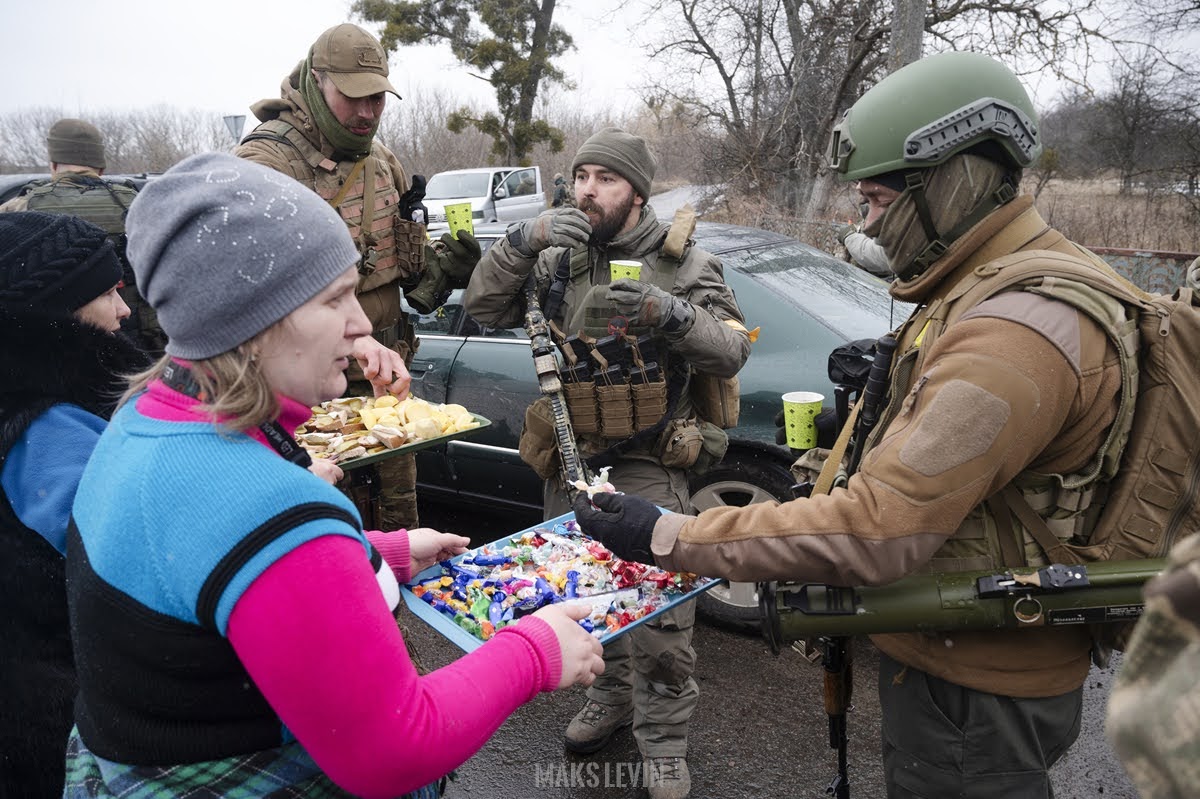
[507, 208, 591, 257]
[571, 492, 660, 565]
[835, 223, 857, 245]
[432, 231, 482, 286]
[606, 278, 695, 334]
[408, 231, 484, 314]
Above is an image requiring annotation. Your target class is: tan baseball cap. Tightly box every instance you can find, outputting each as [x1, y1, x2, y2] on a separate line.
[310, 23, 401, 99]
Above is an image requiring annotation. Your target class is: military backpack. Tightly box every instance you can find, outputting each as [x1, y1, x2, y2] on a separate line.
[888, 250, 1200, 653]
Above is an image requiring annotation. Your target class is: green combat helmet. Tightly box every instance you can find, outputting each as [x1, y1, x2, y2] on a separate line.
[827, 50, 1041, 181]
[825, 51, 1042, 276]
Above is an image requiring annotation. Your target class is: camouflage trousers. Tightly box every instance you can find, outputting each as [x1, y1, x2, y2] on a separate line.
[545, 457, 698, 758]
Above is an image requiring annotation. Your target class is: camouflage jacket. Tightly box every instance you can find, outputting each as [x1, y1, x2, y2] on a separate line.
[1107, 535, 1200, 798]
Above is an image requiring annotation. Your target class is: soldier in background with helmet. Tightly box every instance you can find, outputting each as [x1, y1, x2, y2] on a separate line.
[0, 118, 165, 355]
[465, 128, 752, 799]
[235, 23, 481, 530]
[574, 52, 1128, 798]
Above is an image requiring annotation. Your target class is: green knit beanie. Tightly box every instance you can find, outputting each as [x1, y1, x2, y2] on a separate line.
[572, 128, 657, 201]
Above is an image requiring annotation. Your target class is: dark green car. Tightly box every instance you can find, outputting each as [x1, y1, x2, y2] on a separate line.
[406, 221, 912, 627]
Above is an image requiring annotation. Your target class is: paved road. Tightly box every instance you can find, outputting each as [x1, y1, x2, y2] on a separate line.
[411, 501, 1137, 798]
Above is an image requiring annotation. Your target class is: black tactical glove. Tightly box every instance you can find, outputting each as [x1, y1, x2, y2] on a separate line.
[433, 231, 481, 287]
[835, 223, 857, 245]
[507, 208, 591, 257]
[398, 175, 429, 226]
[572, 492, 660, 564]
[605, 279, 695, 334]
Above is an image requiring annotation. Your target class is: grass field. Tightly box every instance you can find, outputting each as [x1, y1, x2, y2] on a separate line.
[707, 177, 1200, 258]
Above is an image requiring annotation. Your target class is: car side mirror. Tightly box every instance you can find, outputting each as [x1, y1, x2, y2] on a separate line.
[494, 187, 508, 199]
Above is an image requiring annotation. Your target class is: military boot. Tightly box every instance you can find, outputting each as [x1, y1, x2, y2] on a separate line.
[645, 756, 690, 799]
[563, 698, 633, 754]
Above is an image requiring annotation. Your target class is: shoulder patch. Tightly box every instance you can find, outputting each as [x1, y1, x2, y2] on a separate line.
[961, 291, 1082, 372]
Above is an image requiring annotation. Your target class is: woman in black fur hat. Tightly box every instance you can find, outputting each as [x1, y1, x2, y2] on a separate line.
[0, 211, 148, 798]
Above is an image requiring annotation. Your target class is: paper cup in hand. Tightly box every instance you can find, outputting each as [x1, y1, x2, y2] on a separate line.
[444, 202, 475, 238]
[782, 391, 824, 449]
[609, 260, 642, 282]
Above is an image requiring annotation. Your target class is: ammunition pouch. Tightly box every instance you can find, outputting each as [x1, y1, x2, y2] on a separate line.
[519, 396, 560, 479]
[689, 372, 740, 429]
[563, 380, 599, 435]
[656, 418, 704, 470]
[595, 380, 635, 439]
[631, 372, 669, 431]
[388, 217, 429, 286]
[693, 420, 730, 475]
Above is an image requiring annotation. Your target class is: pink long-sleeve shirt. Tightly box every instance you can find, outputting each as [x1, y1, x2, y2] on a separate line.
[136, 377, 562, 797]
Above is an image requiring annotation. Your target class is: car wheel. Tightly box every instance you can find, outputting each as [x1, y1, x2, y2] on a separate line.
[688, 450, 795, 631]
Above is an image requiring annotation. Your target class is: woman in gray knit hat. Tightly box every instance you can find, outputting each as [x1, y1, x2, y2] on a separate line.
[63, 153, 604, 798]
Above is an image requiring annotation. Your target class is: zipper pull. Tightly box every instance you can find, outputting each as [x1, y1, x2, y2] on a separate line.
[1157, 307, 1171, 337]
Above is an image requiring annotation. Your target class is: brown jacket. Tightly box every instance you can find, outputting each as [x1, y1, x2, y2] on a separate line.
[652, 197, 1122, 698]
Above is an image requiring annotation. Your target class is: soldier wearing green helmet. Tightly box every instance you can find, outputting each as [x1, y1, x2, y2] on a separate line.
[573, 50, 1143, 798]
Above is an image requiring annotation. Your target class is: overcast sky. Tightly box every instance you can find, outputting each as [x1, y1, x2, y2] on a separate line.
[1, 0, 650, 133]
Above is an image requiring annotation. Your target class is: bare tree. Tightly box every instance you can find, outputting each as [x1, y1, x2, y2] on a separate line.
[636, 0, 1121, 218]
[890, 0, 925, 71]
[0, 107, 232, 175]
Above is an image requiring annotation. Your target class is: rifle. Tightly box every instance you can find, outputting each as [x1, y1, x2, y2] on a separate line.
[819, 333, 897, 799]
[522, 273, 593, 493]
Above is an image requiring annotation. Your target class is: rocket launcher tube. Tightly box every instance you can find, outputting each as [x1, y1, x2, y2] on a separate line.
[761, 559, 1162, 647]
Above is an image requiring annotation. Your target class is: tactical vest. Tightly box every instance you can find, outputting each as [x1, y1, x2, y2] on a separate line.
[23, 176, 166, 355]
[23, 175, 135, 235]
[240, 120, 426, 299]
[858, 249, 1139, 574]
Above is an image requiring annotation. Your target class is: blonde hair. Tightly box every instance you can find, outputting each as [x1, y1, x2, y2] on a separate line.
[120, 327, 283, 434]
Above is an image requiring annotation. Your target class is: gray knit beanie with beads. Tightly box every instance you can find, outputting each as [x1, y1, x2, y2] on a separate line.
[126, 152, 360, 359]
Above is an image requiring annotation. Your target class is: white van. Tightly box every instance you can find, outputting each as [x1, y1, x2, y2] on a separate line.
[424, 166, 544, 229]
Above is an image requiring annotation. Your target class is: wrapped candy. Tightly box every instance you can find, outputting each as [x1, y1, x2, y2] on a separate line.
[408, 520, 711, 644]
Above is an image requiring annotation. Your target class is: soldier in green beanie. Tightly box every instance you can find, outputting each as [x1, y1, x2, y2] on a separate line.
[0, 118, 164, 356]
[466, 127, 754, 799]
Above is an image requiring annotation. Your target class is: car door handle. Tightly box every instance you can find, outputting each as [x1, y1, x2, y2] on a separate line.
[409, 359, 436, 377]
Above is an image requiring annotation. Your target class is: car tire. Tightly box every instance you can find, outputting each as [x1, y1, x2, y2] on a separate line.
[688, 449, 795, 631]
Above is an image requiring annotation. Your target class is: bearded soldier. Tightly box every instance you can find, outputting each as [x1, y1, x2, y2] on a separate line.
[465, 128, 753, 799]
[236, 23, 480, 529]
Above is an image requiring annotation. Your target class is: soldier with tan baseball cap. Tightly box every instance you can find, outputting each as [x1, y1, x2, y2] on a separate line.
[310, 22, 401, 100]
[236, 24, 481, 533]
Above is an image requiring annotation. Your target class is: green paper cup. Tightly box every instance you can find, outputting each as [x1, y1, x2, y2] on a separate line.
[444, 202, 475, 238]
[782, 391, 824, 450]
[610, 259, 642, 282]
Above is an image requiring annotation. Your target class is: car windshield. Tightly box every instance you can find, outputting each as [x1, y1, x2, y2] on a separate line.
[717, 239, 913, 340]
[426, 172, 492, 200]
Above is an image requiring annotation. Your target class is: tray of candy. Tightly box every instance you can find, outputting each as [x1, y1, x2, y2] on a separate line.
[401, 511, 719, 652]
